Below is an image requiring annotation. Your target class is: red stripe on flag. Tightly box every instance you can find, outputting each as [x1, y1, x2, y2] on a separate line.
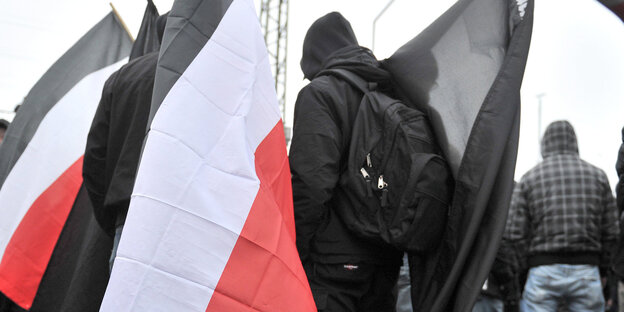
[0, 156, 84, 309]
[206, 121, 316, 311]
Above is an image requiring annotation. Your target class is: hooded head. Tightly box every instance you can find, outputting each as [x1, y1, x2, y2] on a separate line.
[541, 120, 579, 158]
[300, 12, 359, 80]
[156, 12, 169, 44]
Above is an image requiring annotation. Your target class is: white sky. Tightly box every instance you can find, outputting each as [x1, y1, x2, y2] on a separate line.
[1, 0, 623, 188]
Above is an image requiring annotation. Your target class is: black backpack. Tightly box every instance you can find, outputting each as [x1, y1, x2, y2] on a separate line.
[320, 68, 453, 253]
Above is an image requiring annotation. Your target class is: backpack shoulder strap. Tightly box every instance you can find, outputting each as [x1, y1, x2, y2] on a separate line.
[317, 68, 375, 94]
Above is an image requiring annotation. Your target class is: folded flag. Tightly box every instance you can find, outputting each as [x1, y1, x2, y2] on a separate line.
[100, 0, 316, 311]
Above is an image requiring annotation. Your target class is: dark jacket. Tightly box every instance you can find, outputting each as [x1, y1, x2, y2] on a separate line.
[505, 120, 619, 271]
[83, 52, 158, 236]
[290, 12, 402, 265]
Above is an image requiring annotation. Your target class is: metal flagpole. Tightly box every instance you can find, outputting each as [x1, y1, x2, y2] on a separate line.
[372, 0, 395, 51]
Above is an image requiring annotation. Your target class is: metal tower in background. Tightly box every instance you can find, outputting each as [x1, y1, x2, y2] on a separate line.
[259, 0, 290, 141]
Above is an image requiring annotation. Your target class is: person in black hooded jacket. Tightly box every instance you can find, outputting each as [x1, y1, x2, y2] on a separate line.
[83, 13, 167, 271]
[289, 12, 403, 311]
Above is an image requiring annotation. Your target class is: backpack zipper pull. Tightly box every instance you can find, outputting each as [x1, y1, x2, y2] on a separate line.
[377, 175, 388, 190]
[366, 153, 372, 168]
[378, 175, 389, 207]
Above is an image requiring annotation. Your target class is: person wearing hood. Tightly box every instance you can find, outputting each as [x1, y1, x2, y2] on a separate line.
[83, 13, 168, 271]
[505, 120, 619, 312]
[289, 12, 403, 311]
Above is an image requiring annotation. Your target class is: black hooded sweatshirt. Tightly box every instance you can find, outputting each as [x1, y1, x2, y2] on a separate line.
[83, 14, 168, 236]
[290, 12, 402, 265]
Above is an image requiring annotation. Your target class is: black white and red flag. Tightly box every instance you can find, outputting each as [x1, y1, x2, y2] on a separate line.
[100, 0, 316, 311]
[0, 12, 132, 311]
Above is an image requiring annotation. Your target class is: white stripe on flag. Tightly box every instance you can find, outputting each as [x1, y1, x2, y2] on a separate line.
[100, 0, 281, 311]
[0, 59, 126, 258]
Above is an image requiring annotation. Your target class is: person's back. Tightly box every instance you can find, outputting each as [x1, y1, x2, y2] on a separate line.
[83, 51, 158, 237]
[507, 120, 619, 312]
[289, 12, 402, 312]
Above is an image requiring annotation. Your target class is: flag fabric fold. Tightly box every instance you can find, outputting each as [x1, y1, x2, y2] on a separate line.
[384, 0, 533, 310]
[129, 0, 161, 61]
[599, 0, 624, 21]
[0, 12, 132, 310]
[100, 0, 316, 311]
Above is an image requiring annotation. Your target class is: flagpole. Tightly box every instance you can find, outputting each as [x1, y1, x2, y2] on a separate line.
[372, 0, 395, 51]
[110, 2, 135, 42]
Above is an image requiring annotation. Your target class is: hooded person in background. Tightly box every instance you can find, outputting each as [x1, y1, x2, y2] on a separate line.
[506, 120, 619, 312]
[289, 12, 403, 311]
[82, 13, 168, 271]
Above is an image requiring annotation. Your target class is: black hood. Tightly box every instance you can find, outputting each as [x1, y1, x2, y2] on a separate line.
[541, 120, 579, 158]
[301, 12, 359, 80]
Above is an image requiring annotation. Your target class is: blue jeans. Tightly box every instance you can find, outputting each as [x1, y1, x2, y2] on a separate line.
[109, 225, 124, 273]
[472, 295, 503, 312]
[396, 253, 412, 312]
[520, 264, 604, 312]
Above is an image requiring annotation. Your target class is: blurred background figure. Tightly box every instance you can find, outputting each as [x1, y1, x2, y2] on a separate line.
[506, 120, 619, 312]
[0, 119, 9, 144]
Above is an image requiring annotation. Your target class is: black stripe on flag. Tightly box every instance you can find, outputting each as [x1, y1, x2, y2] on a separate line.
[385, 0, 534, 310]
[149, 0, 233, 125]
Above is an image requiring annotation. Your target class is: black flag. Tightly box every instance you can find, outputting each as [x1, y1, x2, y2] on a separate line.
[384, 0, 533, 310]
[599, 0, 624, 21]
[129, 0, 160, 61]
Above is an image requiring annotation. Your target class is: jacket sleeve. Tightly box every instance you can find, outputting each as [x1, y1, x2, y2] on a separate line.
[503, 182, 530, 272]
[599, 174, 619, 270]
[289, 84, 344, 262]
[83, 72, 116, 233]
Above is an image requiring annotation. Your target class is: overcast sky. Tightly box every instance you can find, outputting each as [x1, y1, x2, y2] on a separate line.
[1, 0, 623, 188]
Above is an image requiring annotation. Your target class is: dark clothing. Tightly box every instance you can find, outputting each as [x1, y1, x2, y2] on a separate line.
[0, 119, 9, 130]
[505, 121, 619, 272]
[290, 15, 401, 265]
[83, 52, 158, 236]
[304, 262, 400, 312]
[300, 12, 359, 80]
[291, 13, 403, 310]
